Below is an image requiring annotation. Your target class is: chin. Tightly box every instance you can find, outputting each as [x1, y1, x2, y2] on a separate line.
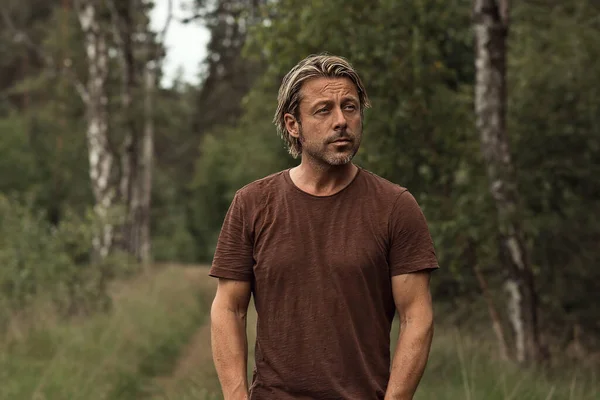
[305, 147, 358, 166]
[326, 154, 355, 166]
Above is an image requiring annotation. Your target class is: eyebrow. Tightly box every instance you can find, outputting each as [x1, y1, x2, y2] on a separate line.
[309, 96, 359, 110]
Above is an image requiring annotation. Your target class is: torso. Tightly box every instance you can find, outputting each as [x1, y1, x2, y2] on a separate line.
[239, 167, 406, 399]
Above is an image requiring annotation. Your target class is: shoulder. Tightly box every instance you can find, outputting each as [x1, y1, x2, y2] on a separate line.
[357, 168, 426, 221]
[358, 167, 409, 200]
[237, 169, 287, 196]
[234, 169, 288, 209]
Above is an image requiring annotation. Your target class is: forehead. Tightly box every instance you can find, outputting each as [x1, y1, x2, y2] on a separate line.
[300, 77, 359, 102]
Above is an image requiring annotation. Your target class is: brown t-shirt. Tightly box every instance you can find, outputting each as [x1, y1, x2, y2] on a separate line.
[209, 167, 439, 400]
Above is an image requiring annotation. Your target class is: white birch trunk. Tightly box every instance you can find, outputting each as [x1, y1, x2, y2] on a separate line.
[473, 0, 541, 363]
[77, 1, 116, 259]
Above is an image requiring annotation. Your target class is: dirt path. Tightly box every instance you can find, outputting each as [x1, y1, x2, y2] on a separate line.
[151, 266, 257, 398]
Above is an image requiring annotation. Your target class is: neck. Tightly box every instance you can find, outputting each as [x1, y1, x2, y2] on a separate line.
[290, 157, 358, 196]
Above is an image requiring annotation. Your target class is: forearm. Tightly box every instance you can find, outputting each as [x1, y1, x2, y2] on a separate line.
[385, 319, 434, 400]
[211, 304, 249, 399]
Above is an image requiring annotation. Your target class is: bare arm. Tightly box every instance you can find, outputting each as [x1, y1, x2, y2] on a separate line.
[385, 270, 434, 400]
[211, 278, 252, 400]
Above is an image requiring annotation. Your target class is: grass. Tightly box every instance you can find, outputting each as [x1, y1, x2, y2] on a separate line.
[413, 325, 598, 400]
[0, 265, 209, 400]
[2, 266, 597, 400]
[160, 302, 599, 400]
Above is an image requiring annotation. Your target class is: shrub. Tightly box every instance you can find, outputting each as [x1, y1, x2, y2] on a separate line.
[0, 194, 131, 329]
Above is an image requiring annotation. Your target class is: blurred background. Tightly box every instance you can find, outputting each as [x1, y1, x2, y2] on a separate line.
[0, 0, 598, 399]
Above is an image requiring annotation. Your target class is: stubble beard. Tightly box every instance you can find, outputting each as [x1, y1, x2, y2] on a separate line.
[299, 126, 362, 167]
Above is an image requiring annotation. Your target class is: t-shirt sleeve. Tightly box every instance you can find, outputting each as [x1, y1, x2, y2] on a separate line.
[388, 190, 439, 276]
[208, 191, 255, 281]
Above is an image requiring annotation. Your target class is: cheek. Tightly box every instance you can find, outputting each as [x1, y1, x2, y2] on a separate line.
[305, 120, 327, 136]
[349, 116, 362, 131]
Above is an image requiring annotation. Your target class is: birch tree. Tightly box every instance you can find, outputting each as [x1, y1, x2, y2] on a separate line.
[473, 0, 541, 363]
[75, 0, 117, 259]
[2, 0, 116, 259]
[106, 0, 171, 265]
[83, 0, 170, 264]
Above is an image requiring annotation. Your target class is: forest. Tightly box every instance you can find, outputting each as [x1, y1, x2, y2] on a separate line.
[0, 0, 598, 399]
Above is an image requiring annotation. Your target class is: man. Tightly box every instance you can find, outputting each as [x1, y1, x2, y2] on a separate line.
[209, 54, 438, 400]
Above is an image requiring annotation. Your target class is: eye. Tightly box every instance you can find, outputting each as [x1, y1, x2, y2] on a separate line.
[344, 104, 358, 111]
[316, 107, 329, 114]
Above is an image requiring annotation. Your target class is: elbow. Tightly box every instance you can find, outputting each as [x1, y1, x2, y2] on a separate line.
[210, 279, 252, 327]
[400, 310, 434, 339]
[423, 317, 434, 340]
[412, 317, 434, 338]
[210, 296, 248, 323]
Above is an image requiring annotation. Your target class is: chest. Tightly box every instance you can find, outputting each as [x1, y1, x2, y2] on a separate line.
[251, 196, 390, 282]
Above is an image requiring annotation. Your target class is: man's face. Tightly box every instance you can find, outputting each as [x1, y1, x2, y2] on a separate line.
[286, 77, 363, 166]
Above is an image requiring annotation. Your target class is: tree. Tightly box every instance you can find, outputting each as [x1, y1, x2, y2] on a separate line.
[191, 0, 265, 137]
[75, 0, 116, 259]
[473, 0, 540, 363]
[105, 0, 172, 265]
[2, 0, 169, 263]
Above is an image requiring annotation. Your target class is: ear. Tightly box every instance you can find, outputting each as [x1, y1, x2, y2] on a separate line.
[284, 113, 300, 139]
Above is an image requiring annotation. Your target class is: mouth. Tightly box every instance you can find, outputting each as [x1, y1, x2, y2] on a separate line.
[331, 138, 352, 144]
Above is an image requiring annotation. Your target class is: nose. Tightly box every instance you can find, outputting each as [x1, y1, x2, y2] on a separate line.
[332, 106, 347, 131]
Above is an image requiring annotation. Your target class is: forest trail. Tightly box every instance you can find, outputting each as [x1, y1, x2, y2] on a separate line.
[151, 265, 258, 398]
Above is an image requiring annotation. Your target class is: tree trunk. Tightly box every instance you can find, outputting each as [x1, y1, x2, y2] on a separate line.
[76, 0, 116, 259]
[132, 0, 173, 266]
[110, 0, 142, 261]
[467, 239, 510, 361]
[473, 0, 541, 364]
[108, 0, 154, 264]
[139, 65, 155, 266]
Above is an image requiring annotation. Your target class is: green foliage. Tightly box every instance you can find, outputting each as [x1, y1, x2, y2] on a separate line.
[0, 266, 206, 400]
[0, 194, 135, 326]
[0, 194, 70, 313]
[0, 0, 599, 376]
[190, 0, 600, 347]
[151, 168, 199, 263]
[155, 301, 600, 400]
[189, 107, 293, 261]
[0, 115, 40, 194]
[228, 0, 487, 293]
[508, 1, 600, 339]
[151, 84, 201, 263]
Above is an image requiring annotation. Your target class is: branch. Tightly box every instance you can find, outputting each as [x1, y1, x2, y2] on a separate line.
[105, 0, 135, 96]
[158, 0, 174, 47]
[1, 5, 90, 103]
[104, 0, 126, 52]
[179, 0, 212, 24]
[179, 11, 209, 24]
[148, 0, 173, 67]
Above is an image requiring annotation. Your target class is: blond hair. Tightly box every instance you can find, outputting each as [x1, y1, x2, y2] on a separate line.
[273, 54, 371, 158]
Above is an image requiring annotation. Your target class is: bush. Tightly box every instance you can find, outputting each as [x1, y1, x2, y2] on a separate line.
[0, 194, 130, 329]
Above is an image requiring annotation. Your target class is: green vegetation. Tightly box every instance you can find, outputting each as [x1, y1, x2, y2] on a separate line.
[1, 0, 599, 398]
[0, 261, 596, 399]
[0, 266, 207, 400]
[0, 194, 131, 324]
[154, 300, 599, 400]
[417, 330, 598, 400]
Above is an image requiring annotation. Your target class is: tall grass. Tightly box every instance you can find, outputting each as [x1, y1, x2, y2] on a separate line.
[163, 305, 599, 400]
[4, 266, 597, 400]
[0, 265, 208, 400]
[414, 325, 598, 400]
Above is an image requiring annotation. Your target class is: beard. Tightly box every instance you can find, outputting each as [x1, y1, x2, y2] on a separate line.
[298, 125, 362, 166]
